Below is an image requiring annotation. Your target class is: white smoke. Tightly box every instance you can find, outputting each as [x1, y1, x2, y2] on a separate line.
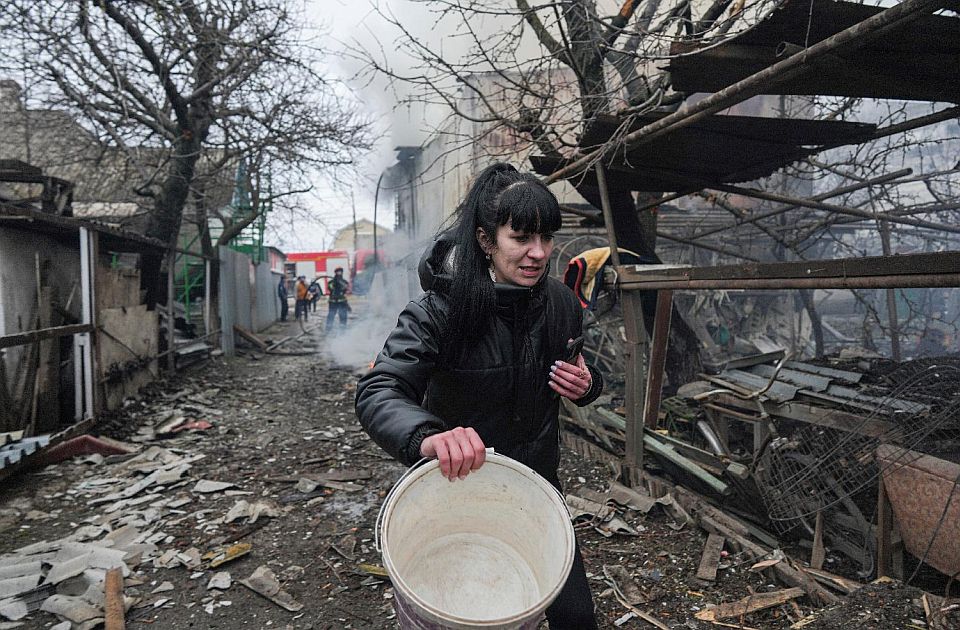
[319, 230, 431, 368]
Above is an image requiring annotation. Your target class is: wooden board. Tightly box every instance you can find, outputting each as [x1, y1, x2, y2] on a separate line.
[99, 305, 158, 411]
[696, 533, 726, 581]
[696, 587, 805, 621]
[96, 263, 142, 310]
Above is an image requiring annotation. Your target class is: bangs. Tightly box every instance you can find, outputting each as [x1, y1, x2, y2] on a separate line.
[495, 180, 562, 234]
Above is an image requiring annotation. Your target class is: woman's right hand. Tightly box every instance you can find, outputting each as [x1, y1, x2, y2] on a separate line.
[420, 427, 486, 481]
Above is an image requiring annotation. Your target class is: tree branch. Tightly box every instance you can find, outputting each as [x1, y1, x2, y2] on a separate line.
[516, 0, 571, 65]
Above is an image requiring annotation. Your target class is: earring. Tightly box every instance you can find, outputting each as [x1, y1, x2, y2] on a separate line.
[485, 253, 491, 260]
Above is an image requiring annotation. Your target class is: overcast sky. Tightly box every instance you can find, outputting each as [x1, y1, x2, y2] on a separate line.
[266, 0, 447, 252]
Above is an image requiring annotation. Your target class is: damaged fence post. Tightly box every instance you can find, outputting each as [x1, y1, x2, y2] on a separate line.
[643, 289, 673, 430]
[877, 475, 895, 579]
[811, 511, 825, 570]
[596, 162, 648, 486]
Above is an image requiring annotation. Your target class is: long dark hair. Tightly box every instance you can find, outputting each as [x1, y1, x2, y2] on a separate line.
[444, 162, 562, 349]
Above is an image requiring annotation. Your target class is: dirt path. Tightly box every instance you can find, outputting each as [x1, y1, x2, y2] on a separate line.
[0, 318, 935, 629]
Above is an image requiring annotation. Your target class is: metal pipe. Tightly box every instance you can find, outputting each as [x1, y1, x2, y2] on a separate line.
[697, 420, 731, 458]
[79, 227, 94, 420]
[619, 273, 960, 291]
[711, 182, 960, 235]
[689, 168, 913, 241]
[544, 0, 947, 184]
[594, 164, 621, 266]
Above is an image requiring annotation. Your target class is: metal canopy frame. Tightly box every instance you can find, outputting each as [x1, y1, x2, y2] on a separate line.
[544, 0, 950, 185]
[613, 250, 960, 482]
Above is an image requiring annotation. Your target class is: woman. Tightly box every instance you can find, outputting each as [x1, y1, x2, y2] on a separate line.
[356, 163, 602, 628]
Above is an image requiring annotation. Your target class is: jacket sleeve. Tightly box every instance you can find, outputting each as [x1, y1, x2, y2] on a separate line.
[355, 298, 448, 465]
[574, 365, 604, 407]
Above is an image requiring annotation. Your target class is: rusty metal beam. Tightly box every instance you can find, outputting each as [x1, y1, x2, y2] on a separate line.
[617, 251, 960, 291]
[544, 0, 948, 184]
[620, 272, 960, 291]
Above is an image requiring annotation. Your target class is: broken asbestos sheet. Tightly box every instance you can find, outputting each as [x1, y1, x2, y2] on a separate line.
[239, 565, 303, 612]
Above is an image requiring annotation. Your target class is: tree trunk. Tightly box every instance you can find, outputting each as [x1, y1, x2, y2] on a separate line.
[143, 127, 207, 307]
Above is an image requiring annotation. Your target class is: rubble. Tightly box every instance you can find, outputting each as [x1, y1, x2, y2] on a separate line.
[2, 325, 957, 628]
[206, 571, 231, 590]
[239, 565, 303, 612]
[191, 480, 235, 493]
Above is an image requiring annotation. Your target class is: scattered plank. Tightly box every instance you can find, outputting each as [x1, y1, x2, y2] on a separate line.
[671, 486, 838, 605]
[357, 563, 389, 579]
[104, 567, 125, 630]
[803, 567, 862, 594]
[232, 325, 268, 351]
[810, 511, 825, 570]
[696, 587, 806, 621]
[696, 533, 725, 581]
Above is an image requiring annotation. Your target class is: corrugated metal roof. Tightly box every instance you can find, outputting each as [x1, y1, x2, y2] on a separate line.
[0, 435, 50, 470]
[748, 364, 831, 392]
[707, 356, 929, 414]
[531, 112, 875, 193]
[669, 0, 960, 103]
[784, 361, 863, 384]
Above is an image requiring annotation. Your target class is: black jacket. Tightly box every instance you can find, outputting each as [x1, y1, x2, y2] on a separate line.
[355, 236, 602, 482]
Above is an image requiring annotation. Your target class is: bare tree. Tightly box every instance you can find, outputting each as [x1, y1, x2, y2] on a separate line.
[2, 0, 372, 299]
[358, 0, 769, 383]
[358, 0, 960, 367]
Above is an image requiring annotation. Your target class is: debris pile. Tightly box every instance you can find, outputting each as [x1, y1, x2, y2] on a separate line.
[552, 343, 960, 627]
[0, 442, 274, 627]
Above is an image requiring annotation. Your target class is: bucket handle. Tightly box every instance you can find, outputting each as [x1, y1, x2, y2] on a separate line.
[375, 448, 498, 554]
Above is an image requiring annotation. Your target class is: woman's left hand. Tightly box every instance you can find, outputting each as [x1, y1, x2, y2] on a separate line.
[548, 353, 592, 401]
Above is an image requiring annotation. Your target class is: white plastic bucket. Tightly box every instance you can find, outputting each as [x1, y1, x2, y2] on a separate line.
[376, 452, 575, 630]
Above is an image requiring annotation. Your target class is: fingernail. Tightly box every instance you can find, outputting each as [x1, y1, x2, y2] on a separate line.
[550, 365, 557, 372]
[554, 360, 561, 366]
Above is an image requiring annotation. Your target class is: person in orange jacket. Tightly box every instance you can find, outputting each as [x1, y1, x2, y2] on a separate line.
[294, 275, 310, 321]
